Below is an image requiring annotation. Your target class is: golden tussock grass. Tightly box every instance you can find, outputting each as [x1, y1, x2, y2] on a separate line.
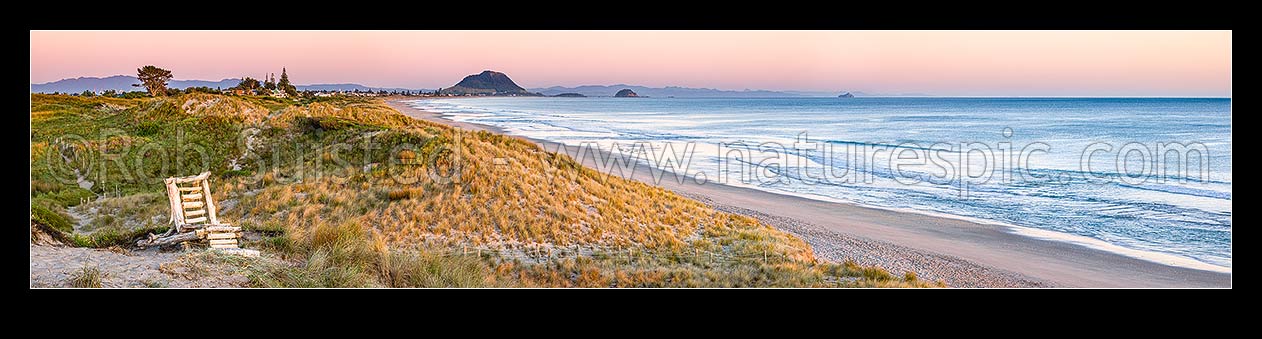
[33, 93, 937, 287]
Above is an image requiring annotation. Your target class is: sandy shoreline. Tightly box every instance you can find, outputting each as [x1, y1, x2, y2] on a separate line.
[386, 98, 1231, 288]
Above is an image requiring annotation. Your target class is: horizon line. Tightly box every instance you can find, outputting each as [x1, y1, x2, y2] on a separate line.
[29, 74, 1232, 98]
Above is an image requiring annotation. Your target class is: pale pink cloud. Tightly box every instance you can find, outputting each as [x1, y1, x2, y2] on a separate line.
[30, 30, 1231, 96]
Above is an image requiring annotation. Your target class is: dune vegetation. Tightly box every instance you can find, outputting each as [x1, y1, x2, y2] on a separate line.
[30, 93, 940, 287]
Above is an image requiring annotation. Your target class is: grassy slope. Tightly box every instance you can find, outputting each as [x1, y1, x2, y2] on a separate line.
[30, 93, 938, 287]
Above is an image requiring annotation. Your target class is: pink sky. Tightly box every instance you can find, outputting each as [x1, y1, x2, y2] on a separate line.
[30, 31, 1231, 96]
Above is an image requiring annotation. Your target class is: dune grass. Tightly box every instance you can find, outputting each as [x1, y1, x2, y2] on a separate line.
[69, 265, 104, 288]
[31, 93, 939, 287]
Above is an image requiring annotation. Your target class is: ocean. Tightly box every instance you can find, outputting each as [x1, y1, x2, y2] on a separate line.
[406, 97, 1232, 271]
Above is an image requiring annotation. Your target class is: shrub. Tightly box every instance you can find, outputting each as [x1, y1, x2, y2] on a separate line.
[31, 204, 74, 233]
[68, 225, 167, 248]
[40, 187, 96, 207]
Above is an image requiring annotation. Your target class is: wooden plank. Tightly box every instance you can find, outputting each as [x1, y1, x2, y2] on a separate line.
[209, 239, 238, 245]
[184, 209, 206, 217]
[211, 243, 239, 249]
[207, 232, 238, 240]
[178, 186, 202, 192]
[202, 182, 219, 224]
[181, 193, 203, 201]
[168, 171, 211, 184]
[165, 180, 183, 226]
[178, 223, 206, 232]
[184, 216, 207, 224]
[182, 201, 204, 209]
[205, 226, 240, 232]
[215, 248, 259, 257]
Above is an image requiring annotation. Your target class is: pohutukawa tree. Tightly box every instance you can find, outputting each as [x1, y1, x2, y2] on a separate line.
[135, 65, 173, 96]
[235, 77, 261, 93]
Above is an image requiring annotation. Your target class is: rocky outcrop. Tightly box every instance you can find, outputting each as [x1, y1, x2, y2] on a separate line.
[614, 89, 639, 97]
[838, 92, 855, 98]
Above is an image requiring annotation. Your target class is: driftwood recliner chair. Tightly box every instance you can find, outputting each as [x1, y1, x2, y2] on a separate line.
[138, 172, 256, 256]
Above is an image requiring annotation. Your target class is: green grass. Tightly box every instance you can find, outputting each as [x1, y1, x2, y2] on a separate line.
[68, 225, 168, 248]
[31, 203, 75, 233]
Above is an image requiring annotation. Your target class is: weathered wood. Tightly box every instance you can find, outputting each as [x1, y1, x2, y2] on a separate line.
[181, 193, 203, 201]
[185, 209, 206, 217]
[164, 177, 184, 233]
[168, 171, 211, 184]
[182, 201, 204, 209]
[201, 179, 219, 224]
[207, 232, 238, 240]
[209, 239, 238, 245]
[136, 230, 200, 247]
[215, 248, 259, 257]
[178, 223, 207, 232]
[205, 226, 240, 232]
[211, 243, 239, 249]
[177, 186, 202, 192]
[184, 216, 207, 224]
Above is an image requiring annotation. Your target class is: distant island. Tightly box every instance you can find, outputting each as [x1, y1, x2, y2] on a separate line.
[438, 70, 542, 96]
[614, 89, 640, 97]
[553, 93, 586, 97]
[838, 92, 855, 98]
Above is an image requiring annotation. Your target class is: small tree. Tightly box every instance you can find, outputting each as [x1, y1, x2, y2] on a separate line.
[81, 90, 95, 97]
[263, 73, 277, 91]
[278, 68, 298, 97]
[235, 77, 261, 94]
[135, 65, 173, 96]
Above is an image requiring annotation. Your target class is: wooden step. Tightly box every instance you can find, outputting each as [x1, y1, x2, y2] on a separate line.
[182, 201, 204, 209]
[181, 193, 203, 201]
[205, 226, 240, 232]
[210, 243, 239, 249]
[209, 239, 238, 246]
[206, 232, 238, 240]
[184, 216, 207, 224]
[178, 186, 202, 192]
[185, 209, 206, 217]
[215, 248, 259, 257]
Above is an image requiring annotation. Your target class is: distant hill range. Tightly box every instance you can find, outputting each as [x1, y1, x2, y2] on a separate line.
[32, 75, 932, 98]
[31, 75, 426, 93]
[439, 70, 542, 96]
